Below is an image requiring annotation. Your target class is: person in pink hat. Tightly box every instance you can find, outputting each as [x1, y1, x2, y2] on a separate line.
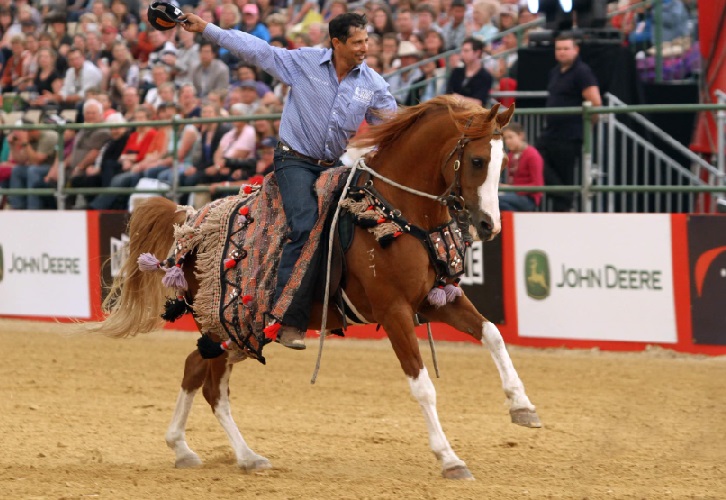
[242, 4, 271, 43]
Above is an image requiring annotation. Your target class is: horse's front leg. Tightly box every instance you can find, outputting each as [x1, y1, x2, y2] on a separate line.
[381, 305, 473, 480]
[420, 296, 541, 428]
[203, 356, 272, 471]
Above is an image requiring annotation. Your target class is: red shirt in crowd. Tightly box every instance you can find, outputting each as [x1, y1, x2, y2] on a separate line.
[506, 145, 544, 206]
[122, 129, 158, 162]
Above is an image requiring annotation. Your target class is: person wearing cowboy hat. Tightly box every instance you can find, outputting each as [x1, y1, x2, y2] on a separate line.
[387, 40, 423, 104]
[178, 11, 397, 350]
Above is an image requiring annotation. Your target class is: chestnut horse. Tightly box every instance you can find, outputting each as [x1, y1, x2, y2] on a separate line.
[93, 96, 540, 480]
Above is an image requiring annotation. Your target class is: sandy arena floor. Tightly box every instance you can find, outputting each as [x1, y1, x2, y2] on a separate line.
[0, 318, 724, 499]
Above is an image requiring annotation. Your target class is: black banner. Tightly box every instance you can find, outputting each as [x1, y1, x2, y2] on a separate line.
[688, 215, 726, 345]
[459, 235, 505, 324]
[98, 212, 130, 302]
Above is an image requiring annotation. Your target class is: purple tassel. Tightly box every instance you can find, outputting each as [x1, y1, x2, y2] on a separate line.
[444, 284, 463, 303]
[427, 287, 447, 307]
[162, 265, 188, 290]
[138, 253, 161, 272]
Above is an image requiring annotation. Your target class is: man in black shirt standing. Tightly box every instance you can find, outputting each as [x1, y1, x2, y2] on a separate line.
[446, 37, 492, 107]
[537, 33, 601, 212]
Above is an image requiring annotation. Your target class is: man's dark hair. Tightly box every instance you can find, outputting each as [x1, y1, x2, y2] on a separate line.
[329, 13, 367, 43]
[199, 40, 218, 56]
[555, 31, 580, 46]
[462, 37, 484, 53]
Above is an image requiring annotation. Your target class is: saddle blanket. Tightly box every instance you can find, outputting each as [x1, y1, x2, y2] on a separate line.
[172, 169, 348, 358]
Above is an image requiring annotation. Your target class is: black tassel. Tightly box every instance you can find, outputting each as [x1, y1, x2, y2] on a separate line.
[161, 297, 190, 322]
[356, 217, 378, 228]
[197, 335, 226, 359]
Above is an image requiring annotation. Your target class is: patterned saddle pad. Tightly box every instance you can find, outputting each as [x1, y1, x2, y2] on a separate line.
[172, 169, 349, 360]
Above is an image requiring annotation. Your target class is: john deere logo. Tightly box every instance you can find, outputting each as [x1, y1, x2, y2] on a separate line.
[0, 244, 4, 283]
[525, 250, 550, 300]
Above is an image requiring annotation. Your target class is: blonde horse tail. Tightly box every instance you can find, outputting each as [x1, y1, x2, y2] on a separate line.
[94, 197, 187, 338]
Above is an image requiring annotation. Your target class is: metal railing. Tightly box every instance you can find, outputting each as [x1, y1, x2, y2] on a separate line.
[2, 102, 726, 214]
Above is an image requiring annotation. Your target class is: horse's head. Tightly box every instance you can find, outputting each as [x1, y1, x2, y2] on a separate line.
[455, 103, 514, 242]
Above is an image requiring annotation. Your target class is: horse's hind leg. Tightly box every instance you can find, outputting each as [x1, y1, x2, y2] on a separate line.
[165, 350, 207, 468]
[203, 356, 272, 472]
[420, 297, 541, 428]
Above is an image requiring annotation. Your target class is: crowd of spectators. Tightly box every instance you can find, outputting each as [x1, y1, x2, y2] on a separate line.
[0, 0, 699, 212]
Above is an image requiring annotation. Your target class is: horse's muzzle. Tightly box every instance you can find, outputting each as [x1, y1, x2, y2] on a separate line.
[473, 211, 500, 242]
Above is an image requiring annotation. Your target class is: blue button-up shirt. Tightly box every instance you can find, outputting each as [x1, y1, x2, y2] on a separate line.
[203, 24, 398, 161]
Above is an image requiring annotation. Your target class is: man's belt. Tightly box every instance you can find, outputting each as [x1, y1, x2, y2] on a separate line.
[277, 141, 338, 168]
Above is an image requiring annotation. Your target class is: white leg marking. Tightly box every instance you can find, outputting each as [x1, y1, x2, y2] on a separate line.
[482, 321, 535, 411]
[478, 138, 504, 235]
[165, 389, 203, 468]
[213, 364, 272, 471]
[408, 367, 466, 471]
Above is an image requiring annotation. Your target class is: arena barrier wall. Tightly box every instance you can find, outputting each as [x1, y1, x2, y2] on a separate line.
[0, 210, 724, 355]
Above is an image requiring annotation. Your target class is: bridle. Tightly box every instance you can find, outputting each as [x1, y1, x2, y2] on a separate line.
[353, 120, 502, 232]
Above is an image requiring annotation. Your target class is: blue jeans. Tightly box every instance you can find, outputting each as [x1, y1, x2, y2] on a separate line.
[9, 165, 51, 209]
[499, 192, 537, 212]
[90, 171, 142, 210]
[273, 149, 336, 329]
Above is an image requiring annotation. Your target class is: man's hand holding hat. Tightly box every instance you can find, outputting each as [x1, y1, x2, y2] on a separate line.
[178, 13, 208, 33]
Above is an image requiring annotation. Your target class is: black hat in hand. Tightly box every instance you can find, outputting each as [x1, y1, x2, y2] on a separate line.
[148, 1, 185, 31]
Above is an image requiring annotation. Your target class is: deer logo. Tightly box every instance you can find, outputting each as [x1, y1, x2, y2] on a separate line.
[525, 250, 550, 300]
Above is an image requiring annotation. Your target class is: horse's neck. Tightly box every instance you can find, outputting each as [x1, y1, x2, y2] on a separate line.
[368, 121, 453, 229]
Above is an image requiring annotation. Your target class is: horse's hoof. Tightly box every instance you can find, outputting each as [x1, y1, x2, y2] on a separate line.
[175, 454, 203, 469]
[442, 465, 474, 480]
[510, 408, 542, 428]
[239, 457, 272, 472]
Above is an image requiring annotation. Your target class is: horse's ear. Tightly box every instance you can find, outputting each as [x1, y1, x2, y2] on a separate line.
[496, 104, 516, 129]
[485, 103, 501, 123]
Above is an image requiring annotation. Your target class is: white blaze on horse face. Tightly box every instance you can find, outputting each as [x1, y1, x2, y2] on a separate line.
[478, 138, 503, 235]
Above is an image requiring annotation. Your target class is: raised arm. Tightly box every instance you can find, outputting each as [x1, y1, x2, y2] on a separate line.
[180, 13, 299, 86]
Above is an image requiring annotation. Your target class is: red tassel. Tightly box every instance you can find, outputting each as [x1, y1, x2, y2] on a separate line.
[377, 217, 386, 224]
[224, 258, 236, 269]
[367, 205, 374, 211]
[242, 295, 253, 305]
[239, 206, 249, 216]
[243, 185, 253, 194]
[393, 231, 402, 237]
[263, 322, 282, 340]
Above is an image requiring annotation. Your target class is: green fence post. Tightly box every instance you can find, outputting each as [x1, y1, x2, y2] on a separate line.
[582, 101, 593, 213]
[54, 123, 66, 211]
[171, 114, 179, 203]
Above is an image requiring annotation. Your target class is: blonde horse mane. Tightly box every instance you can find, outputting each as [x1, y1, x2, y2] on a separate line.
[90, 197, 186, 338]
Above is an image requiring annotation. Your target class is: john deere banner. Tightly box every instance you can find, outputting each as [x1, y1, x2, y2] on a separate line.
[513, 214, 677, 343]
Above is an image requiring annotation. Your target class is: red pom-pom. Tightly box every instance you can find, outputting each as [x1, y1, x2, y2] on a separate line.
[224, 258, 237, 269]
[239, 206, 249, 216]
[249, 175, 264, 185]
[242, 295, 253, 305]
[393, 231, 402, 237]
[263, 322, 282, 340]
[243, 185, 253, 194]
[377, 217, 386, 224]
[367, 205, 374, 211]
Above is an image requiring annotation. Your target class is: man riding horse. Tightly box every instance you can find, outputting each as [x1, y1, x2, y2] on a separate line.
[180, 12, 397, 350]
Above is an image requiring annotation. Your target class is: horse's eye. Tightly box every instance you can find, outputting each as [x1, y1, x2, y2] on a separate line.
[471, 157, 484, 169]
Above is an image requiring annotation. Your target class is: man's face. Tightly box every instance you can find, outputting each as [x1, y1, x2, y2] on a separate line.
[200, 45, 214, 65]
[240, 87, 257, 105]
[243, 11, 258, 26]
[459, 42, 480, 65]
[451, 6, 466, 23]
[85, 105, 103, 123]
[69, 51, 84, 70]
[123, 89, 138, 107]
[554, 39, 578, 67]
[396, 12, 413, 33]
[180, 87, 196, 107]
[333, 27, 368, 67]
[417, 12, 433, 30]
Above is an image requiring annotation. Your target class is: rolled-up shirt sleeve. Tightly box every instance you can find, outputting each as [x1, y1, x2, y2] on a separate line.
[203, 24, 299, 86]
